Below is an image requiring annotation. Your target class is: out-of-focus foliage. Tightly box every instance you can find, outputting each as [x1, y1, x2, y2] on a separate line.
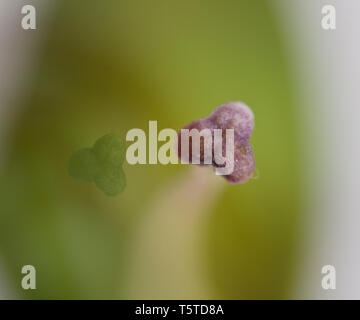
[0, 0, 299, 299]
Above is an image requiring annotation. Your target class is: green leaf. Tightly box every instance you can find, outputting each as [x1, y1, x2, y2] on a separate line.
[67, 133, 126, 196]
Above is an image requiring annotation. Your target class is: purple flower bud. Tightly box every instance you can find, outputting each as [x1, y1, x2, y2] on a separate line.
[177, 102, 255, 184]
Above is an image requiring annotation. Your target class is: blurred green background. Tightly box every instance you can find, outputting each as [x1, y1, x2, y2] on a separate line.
[0, 0, 300, 299]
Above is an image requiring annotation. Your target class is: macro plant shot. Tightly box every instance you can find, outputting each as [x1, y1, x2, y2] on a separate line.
[0, 0, 359, 306]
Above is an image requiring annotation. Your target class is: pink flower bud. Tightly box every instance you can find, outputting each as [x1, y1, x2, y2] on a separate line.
[177, 102, 255, 184]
